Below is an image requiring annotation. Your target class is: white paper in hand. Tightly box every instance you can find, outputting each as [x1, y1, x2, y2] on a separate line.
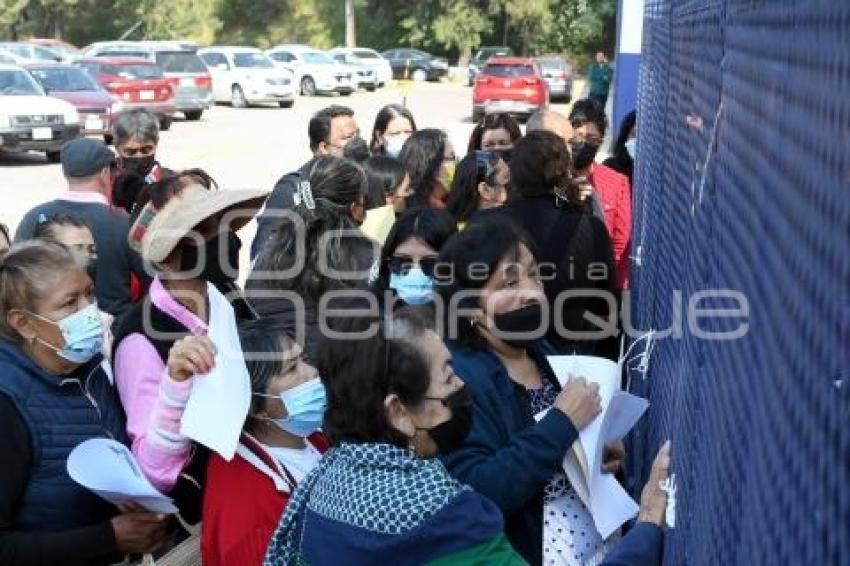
[67, 438, 177, 514]
[180, 284, 251, 461]
[547, 355, 649, 539]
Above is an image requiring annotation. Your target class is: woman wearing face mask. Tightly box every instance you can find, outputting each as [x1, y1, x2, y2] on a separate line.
[201, 320, 328, 566]
[375, 207, 456, 308]
[0, 241, 168, 565]
[370, 103, 417, 157]
[33, 213, 116, 358]
[398, 128, 457, 209]
[436, 219, 630, 565]
[247, 156, 377, 363]
[265, 309, 525, 564]
[446, 150, 511, 227]
[603, 110, 637, 185]
[466, 112, 522, 161]
[111, 109, 172, 215]
[111, 173, 267, 522]
[569, 99, 632, 290]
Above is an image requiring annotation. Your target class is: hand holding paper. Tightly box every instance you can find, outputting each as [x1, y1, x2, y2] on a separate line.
[67, 438, 178, 514]
[547, 355, 650, 539]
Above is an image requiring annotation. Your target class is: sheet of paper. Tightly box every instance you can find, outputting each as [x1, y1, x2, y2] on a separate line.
[67, 438, 178, 514]
[360, 204, 397, 245]
[547, 355, 649, 538]
[180, 284, 252, 461]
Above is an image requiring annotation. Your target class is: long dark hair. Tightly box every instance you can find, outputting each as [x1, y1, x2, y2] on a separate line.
[363, 155, 407, 209]
[466, 112, 522, 153]
[370, 104, 417, 154]
[398, 128, 448, 208]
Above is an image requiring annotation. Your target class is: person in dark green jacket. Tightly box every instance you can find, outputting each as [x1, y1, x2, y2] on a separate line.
[588, 52, 614, 107]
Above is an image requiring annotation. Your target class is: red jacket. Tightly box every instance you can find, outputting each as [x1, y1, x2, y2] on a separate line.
[201, 432, 329, 566]
[589, 163, 632, 289]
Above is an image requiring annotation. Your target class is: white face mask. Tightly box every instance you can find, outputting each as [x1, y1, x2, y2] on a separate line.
[385, 134, 409, 157]
[625, 138, 637, 160]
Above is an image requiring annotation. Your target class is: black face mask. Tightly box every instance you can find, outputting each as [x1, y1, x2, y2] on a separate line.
[421, 386, 474, 455]
[121, 155, 156, 178]
[179, 233, 241, 287]
[490, 302, 546, 349]
[570, 141, 600, 171]
[492, 147, 513, 164]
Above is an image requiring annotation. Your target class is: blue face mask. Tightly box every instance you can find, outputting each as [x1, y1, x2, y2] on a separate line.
[258, 377, 327, 437]
[29, 303, 104, 364]
[389, 268, 434, 305]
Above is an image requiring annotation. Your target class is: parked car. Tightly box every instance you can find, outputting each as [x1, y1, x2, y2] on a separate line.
[0, 64, 81, 162]
[468, 46, 513, 86]
[0, 42, 62, 63]
[79, 41, 212, 120]
[25, 38, 80, 62]
[380, 49, 448, 82]
[328, 47, 392, 87]
[266, 45, 353, 97]
[75, 57, 177, 130]
[198, 46, 295, 108]
[24, 62, 116, 142]
[471, 57, 548, 122]
[533, 56, 573, 102]
[328, 51, 376, 91]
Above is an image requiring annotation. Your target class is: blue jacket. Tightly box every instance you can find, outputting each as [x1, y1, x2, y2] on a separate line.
[441, 341, 578, 564]
[0, 340, 127, 532]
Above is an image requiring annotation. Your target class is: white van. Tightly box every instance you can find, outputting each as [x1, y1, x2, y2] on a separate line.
[265, 45, 353, 97]
[197, 46, 294, 108]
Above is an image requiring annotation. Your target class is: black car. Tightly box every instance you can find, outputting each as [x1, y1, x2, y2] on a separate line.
[468, 46, 513, 86]
[380, 49, 449, 82]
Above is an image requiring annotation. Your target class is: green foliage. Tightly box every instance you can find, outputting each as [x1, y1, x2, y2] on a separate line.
[0, 0, 616, 62]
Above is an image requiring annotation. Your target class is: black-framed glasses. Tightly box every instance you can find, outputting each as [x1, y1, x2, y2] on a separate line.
[386, 255, 438, 277]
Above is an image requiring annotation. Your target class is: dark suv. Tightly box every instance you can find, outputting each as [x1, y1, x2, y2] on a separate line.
[380, 49, 448, 82]
[468, 46, 514, 86]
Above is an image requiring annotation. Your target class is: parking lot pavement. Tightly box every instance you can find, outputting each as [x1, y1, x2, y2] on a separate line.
[0, 81, 578, 238]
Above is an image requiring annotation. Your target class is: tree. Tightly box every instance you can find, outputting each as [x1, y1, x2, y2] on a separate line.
[431, 1, 490, 63]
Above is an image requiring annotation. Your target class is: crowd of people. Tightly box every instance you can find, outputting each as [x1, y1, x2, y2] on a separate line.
[0, 98, 661, 566]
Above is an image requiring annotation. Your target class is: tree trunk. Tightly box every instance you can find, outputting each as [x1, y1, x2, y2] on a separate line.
[345, 0, 356, 47]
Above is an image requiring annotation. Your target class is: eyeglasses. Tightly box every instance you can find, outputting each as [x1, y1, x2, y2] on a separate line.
[386, 255, 438, 277]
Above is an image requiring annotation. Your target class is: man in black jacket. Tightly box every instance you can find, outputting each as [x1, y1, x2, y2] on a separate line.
[251, 105, 361, 259]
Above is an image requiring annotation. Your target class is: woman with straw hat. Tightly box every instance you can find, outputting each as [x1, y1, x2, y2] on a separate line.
[112, 170, 267, 525]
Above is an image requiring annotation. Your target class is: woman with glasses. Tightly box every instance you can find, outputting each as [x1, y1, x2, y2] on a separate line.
[446, 150, 511, 227]
[374, 207, 456, 308]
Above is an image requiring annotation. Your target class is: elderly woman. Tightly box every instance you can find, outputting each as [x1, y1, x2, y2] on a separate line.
[111, 108, 171, 214]
[0, 241, 167, 564]
[264, 309, 525, 564]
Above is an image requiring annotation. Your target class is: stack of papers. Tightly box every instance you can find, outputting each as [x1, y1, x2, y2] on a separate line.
[546, 355, 650, 539]
[67, 438, 178, 514]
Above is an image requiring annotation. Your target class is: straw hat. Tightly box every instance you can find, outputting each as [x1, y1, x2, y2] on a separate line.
[131, 183, 268, 264]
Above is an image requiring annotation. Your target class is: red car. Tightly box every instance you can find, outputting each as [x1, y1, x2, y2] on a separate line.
[75, 57, 177, 130]
[471, 57, 549, 122]
[25, 62, 116, 142]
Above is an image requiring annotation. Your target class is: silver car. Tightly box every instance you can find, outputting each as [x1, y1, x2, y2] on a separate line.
[534, 56, 573, 103]
[329, 51, 377, 91]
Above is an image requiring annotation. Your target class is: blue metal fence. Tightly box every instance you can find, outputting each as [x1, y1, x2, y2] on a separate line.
[628, 1, 850, 564]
